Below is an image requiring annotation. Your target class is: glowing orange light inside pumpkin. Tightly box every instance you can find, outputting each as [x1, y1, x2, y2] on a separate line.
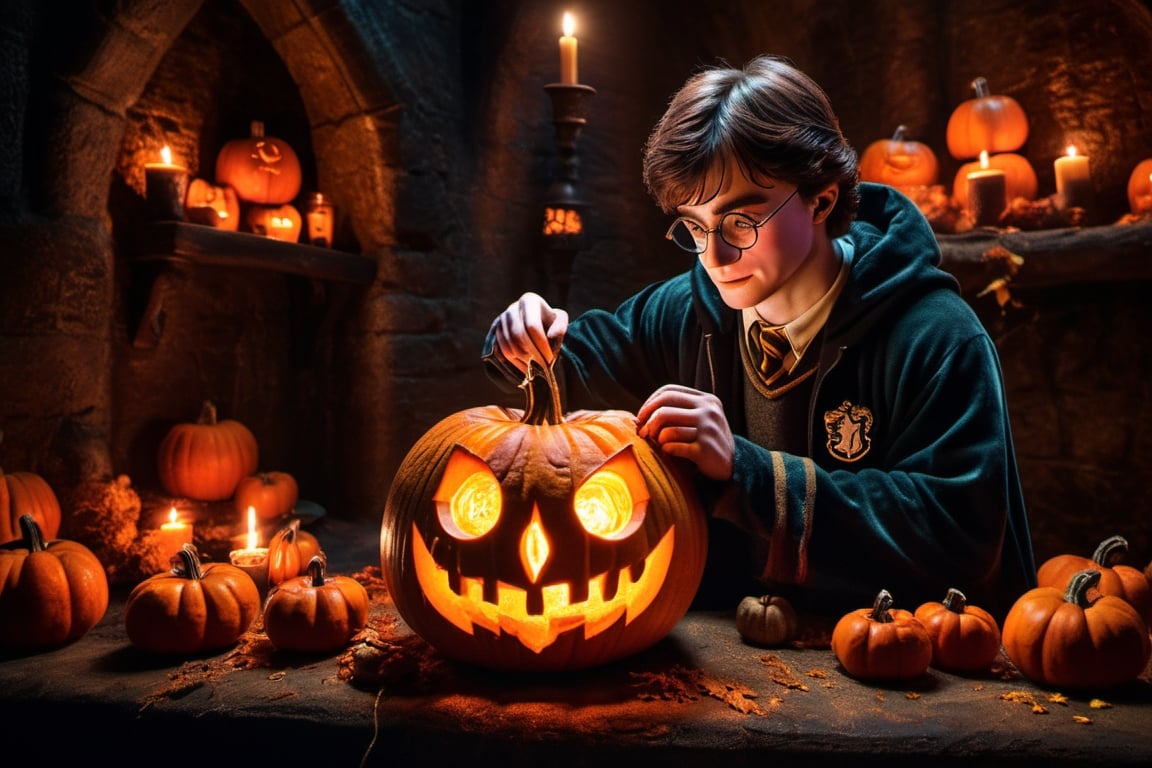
[543, 207, 582, 236]
[574, 470, 633, 538]
[520, 510, 550, 583]
[411, 521, 674, 653]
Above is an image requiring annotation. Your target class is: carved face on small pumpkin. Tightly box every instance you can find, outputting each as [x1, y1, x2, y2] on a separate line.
[381, 374, 707, 671]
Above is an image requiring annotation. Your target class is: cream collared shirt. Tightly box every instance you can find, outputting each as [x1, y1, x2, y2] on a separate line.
[741, 241, 853, 375]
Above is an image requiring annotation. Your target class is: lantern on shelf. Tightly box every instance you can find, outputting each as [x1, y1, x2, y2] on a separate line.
[380, 361, 709, 672]
[858, 125, 939, 189]
[215, 120, 302, 205]
[946, 77, 1028, 160]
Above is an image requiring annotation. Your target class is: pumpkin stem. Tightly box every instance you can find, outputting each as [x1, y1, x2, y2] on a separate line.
[1064, 568, 1103, 609]
[891, 124, 907, 142]
[17, 514, 48, 552]
[170, 543, 205, 580]
[1091, 535, 1129, 568]
[197, 400, 218, 426]
[869, 589, 895, 623]
[971, 76, 989, 97]
[306, 555, 327, 587]
[941, 587, 968, 613]
[520, 359, 563, 426]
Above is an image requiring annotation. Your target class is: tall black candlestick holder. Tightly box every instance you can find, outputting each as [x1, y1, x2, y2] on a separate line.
[541, 82, 596, 306]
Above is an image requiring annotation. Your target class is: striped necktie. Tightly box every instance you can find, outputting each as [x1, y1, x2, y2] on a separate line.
[748, 321, 792, 388]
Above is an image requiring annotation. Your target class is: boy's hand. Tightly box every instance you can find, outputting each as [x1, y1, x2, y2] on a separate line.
[636, 384, 734, 481]
[492, 292, 569, 374]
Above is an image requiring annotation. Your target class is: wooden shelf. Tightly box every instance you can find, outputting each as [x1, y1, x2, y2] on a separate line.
[937, 219, 1152, 295]
[133, 221, 377, 284]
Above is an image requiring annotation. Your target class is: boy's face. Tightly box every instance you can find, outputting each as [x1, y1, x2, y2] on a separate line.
[675, 159, 835, 317]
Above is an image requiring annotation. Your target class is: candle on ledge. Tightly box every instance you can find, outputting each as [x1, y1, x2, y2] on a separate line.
[966, 150, 1007, 227]
[229, 505, 269, 592]
[559, 12, 578, 84]
[156, 507, 193, 560]
[144, 145, 189, 221]
[1054, 145, 1093, 212]
[305, 192, 336, 247]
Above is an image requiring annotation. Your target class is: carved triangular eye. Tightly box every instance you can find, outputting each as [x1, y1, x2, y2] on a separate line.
[574, 444, 648, 540]
[434, 446, 501, 539]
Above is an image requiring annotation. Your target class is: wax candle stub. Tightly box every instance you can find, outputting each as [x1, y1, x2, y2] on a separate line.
[1054, 146, 1093, 212]
[966, 152, 1006, 227]
[144, 146, 189, 221]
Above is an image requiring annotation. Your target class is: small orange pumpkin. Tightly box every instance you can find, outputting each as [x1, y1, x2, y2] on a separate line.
[184, 178, 240, 230]
[234, 471, 299, 522]
[1002, 569, 1151, 691]
[831, 589, 933, 681]
[157, 400, 259, 502]
[246, 204, 301, 243]
[296, 528, 323, 574]
[913, 588, 1001, 674]
[263, 556, 370, 653]
[1, 464, 61, 545]
[266, 520, 303, 588]
[0, 515, 110, 649]
[858, 125, 939, 189]
[946, 76, 1029, 160]
[125, 544, 260, 655]
[215, 120, 302, 205]
[1126, 158, 1152, 215]
[951, 152, 1038, 209]
[1036, 535, 1152, 626]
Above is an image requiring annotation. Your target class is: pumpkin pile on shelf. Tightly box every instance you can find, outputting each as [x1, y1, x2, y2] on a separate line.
[184, 120, 304, 243]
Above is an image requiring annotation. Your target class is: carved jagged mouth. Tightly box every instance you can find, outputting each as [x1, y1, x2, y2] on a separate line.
[411, 523, 675, 654]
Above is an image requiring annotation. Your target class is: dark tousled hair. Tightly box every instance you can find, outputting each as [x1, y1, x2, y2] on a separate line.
[642, 54, 860, 238]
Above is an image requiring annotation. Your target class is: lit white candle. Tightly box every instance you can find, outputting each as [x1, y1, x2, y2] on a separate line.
[559, 12, 578, 84]
[1054, 145, 1092, 211]
[229, 505, 269, 590]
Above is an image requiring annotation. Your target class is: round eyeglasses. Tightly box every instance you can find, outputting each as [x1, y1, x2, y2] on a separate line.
[665, 187, 800, 263]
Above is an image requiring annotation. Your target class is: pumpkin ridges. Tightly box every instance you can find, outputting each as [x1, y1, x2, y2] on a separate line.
[0, 516, 109, 648]
[381, 372, 708, 671]
[157, 401, 259, 501]
[1003, 570, 1151, 690]
[1, 471, 62, 543]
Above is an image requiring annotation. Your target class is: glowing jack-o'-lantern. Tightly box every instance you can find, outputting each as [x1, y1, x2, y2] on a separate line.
[380, 363, 708, 671]
[184, 178, 240, 230]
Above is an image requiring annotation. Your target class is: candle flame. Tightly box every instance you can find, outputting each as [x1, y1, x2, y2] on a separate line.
[247, 505, 258, 549]
[160, 145, 173, 165]
[563, 11, 575, 37]
[1066, 145, 1078, 158]
[169, 507, 179, 526]
[978, 150, 989, 170]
